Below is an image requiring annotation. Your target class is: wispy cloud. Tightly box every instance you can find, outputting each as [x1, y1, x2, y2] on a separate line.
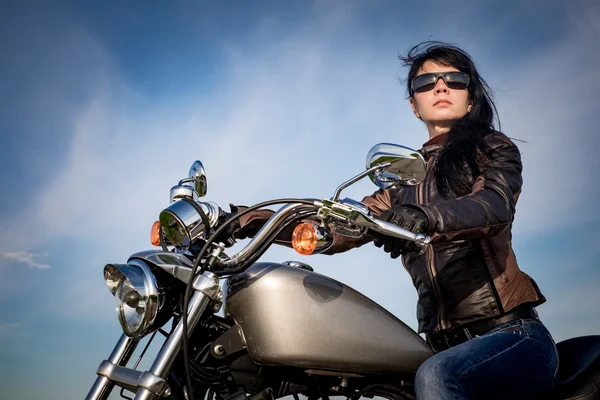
[0, 251, 50, 270]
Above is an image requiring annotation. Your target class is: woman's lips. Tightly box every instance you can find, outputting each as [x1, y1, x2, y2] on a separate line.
[433, 100, 452, 106]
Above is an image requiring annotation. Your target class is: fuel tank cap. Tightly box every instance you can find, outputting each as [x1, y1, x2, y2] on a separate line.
[282, 261, 314, 272]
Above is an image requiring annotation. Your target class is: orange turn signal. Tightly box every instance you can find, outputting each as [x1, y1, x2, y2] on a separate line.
[292, 223, 318, 255]
[151, 221, 161, 246]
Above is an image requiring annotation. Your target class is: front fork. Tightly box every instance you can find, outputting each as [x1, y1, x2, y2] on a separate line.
[86, 271, 221, 400]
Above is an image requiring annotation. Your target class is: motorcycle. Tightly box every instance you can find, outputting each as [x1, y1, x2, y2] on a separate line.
[86, 143, 600, 400]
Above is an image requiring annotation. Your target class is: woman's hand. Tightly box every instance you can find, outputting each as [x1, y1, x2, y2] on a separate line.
[373, 205, 429, 259]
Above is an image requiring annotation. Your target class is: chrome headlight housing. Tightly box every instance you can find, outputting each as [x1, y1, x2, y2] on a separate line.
[159, 199, 220, 249]
[104, 260, 160, 338]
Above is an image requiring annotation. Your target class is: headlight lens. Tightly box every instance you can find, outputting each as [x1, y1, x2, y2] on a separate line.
[104, 260, 159, 338]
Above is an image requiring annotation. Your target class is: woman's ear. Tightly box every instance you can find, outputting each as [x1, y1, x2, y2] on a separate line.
[410, 97, 421, 119]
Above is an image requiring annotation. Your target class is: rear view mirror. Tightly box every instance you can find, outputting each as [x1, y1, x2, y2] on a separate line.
[366, 143, 426, 189]
[188, 161, 207, 197]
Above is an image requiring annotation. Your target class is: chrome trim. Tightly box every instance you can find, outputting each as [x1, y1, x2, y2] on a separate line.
[350, 210, 430, 254]
[96, 361, 169, 396]
[159, 200, 220, 248]
[222, 202, 320, 268]
[86, 334, 139, 400]
[283, 261, 314, 271]
[129, 250, 194, 284]
[104, 260, 160, 338]
[90, 282, 213, 400]
[130, 287, 212, 399]
[169, 185, 197, 203]
[366, 143, 427, 188]
[332, 164, 389, 202]
[188, 160, 208, 197]
[193, 271, 220, 300]
[319, 198, 430, 253]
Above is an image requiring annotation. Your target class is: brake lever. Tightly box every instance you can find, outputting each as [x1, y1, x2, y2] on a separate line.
[319, 198, 431, 254]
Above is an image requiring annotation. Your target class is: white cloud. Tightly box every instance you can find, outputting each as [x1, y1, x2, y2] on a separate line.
[0, 251, 50, 270]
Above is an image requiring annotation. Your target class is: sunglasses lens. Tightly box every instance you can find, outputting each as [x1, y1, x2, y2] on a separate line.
[444, 72, 469, 89]
[411, 72, 470, 93]
[412, 74, 437, 93]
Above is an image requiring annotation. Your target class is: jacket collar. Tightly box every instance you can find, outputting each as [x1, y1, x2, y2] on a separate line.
[420, 132, 448, 156]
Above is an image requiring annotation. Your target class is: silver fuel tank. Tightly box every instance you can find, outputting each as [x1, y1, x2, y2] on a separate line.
[226, 262, 433, 374]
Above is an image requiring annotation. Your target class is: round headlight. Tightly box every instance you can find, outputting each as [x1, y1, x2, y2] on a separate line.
[103, 260, 159, 338]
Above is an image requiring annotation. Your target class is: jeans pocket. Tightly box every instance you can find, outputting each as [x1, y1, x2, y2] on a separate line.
[491, 320, 526, 336]
[498, 325, 521, 333]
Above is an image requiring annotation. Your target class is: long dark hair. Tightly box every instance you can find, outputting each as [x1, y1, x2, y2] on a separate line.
[399, 41, 500, 199]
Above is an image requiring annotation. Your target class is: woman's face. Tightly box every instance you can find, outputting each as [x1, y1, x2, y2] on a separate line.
[410, 60, 472, 133]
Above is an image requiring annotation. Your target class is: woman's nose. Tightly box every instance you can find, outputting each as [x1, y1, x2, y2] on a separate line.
[434, 77, 449, 93]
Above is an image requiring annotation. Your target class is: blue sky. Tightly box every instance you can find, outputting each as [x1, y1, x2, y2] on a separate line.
[1, 0, 599, 398]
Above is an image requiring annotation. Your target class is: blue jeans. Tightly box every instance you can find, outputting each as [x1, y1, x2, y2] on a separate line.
[415, 319, 559, 400]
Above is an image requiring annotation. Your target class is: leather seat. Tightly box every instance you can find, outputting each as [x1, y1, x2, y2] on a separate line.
[547, 335, 600, 400]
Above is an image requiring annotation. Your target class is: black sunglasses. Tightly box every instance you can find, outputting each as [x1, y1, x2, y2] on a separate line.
[411, 71, 470, 94]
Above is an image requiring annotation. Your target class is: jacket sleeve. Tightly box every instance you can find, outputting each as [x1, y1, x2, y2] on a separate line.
[413, 133, 523, 242]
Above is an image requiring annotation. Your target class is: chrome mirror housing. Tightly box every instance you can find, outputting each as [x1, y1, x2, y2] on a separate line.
[188, 161, 207, 197]
[366, 143, 427, 189]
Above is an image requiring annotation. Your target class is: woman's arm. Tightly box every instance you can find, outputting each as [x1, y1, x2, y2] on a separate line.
[412, 133, 523, 242]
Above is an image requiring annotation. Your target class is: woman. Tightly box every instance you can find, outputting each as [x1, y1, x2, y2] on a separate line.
[372, 41, 558, 399]
[230, 41, 558, 399]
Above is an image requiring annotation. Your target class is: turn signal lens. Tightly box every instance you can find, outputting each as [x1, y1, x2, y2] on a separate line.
[150, 221, 161, 246]
[292, 223, 318, 255]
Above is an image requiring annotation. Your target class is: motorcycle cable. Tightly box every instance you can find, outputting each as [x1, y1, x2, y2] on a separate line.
[182, 198, 316, 400]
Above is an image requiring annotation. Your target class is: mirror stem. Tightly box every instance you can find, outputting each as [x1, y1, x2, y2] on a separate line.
[178, 178, 196, 186]
[332, 163, 391, 202]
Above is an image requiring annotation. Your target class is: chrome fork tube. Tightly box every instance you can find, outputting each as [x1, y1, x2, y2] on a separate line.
[132, 273, 216, 400]
[86, 334, 139, 400]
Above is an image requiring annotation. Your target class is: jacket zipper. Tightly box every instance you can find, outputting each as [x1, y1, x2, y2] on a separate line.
[417, 176, 445, 331]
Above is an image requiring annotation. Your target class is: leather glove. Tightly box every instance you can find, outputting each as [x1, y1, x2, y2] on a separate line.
[214, 205, 248, 247]
[373, 205, 429, 259]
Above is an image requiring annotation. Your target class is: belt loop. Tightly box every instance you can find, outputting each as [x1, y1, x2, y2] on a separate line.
[463, 327, 473, 340]
[443, 334, 451, 349]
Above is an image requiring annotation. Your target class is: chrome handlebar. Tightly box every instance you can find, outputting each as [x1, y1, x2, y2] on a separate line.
[221, 202, 320, 268]
[221, 197, 431, 267]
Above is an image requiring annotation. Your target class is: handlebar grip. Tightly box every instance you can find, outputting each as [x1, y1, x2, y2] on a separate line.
[370, 219, 431, 252]
[372, 219, 418, 241]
